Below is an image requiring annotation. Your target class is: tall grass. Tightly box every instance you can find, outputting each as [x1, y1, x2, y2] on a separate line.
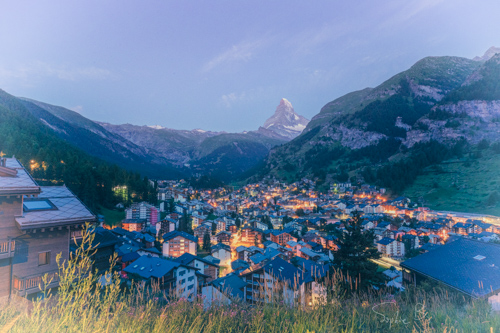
[1, 227, 499, 332]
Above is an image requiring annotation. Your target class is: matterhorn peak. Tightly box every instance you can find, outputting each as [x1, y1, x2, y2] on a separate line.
[260, 98, 309, 140]
[279, 98, 293, 109]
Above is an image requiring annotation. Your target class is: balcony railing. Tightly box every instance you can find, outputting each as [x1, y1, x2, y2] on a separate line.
[0, 240, 15, 259]
[13, 270, 60, 297]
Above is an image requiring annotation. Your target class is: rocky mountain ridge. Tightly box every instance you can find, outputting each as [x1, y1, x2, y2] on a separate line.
[259, 49, 500, 191]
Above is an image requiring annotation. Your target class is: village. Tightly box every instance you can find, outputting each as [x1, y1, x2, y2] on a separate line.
[103, 177, 500, 307]
[2, 156, 500, 309]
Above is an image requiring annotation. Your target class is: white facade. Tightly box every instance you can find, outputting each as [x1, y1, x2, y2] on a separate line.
[212, 248, 231, 268]
[175, 266, 197, 300]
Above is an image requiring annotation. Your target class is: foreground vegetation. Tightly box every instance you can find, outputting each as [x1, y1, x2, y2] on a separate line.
[1, 231, 499, 332]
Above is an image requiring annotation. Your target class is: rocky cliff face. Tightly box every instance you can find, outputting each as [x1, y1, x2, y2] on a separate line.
[260, 98, 309, 140]
[261, 50, 500, 183]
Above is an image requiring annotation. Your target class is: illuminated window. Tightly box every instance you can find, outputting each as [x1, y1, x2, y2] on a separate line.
[38, 251, 50, 266]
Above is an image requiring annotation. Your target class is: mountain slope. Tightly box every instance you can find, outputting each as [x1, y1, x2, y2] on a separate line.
[258, 51, 500, 211]
[17, 98, 184, 179]
[0, 89, 157, 211]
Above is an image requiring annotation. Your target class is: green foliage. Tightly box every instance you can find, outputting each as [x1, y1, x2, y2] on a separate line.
[376, 140, 454, 192]
[350, 137, 401, 163]
[295, 208, 305, 217]
[202, 233, 211, 252]
[0, 99, 156, 213]
[189, 175, 225, 190]
[350, 81, 431, 138]
[443, 55, 500, 102]
[333, 211, 382, 291]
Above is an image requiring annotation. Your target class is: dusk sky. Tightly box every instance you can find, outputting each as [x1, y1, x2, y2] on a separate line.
[1, 1, 499, 132]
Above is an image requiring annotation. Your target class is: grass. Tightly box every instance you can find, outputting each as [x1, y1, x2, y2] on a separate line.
[99, 205, 125, 227]
[404, 152, 500, 216]
[1, 227, 500, 332]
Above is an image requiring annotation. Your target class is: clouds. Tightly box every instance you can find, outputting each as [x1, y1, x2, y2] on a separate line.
[202, 38, 272, 73]
[0, 61, 112, 83]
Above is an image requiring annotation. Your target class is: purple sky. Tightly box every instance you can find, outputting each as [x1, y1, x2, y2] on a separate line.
[0, 1, 499, 132]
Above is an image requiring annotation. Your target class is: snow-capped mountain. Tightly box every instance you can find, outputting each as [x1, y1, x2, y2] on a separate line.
[259, 98, 309, 140]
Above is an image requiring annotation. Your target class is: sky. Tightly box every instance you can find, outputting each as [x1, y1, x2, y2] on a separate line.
[0, 1, 499, 132]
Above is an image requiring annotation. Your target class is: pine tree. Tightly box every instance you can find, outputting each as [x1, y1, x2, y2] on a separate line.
[203, 233, 211, 252]
[333, 211, 383, 291]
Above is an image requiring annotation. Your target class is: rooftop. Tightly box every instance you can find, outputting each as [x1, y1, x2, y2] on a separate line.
[16, 186, 95, 229]
[124, 255, 182, 279]
[401, 238, 500, 298]
[0, 158, 40, 196]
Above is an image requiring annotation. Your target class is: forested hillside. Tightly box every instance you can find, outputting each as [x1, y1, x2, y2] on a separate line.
[0, 90, 157, 212]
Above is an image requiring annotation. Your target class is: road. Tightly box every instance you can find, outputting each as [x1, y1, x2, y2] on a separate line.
[371, 256, 402, 270]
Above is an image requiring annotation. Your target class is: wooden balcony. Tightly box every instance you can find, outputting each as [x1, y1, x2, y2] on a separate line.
[0, 240, 15, 260]
[13, 270, 60, 297]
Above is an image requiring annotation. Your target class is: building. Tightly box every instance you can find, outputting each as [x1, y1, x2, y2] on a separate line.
[193, 225, 211, 246]
[157, 218, 177, 237]
[377, 237, 405, 258]
[211, 243, 231, 269]
[126, 202, 159, 226]
[201, 274, 247, 308]
[401, 238, 500, 304]
[240, 257, 302, 305]
[240, 227, 263, 246]
[121, 218, 146, 232]
[270, 230, 297, 246]
[214, 231, 231, 246]
[174, 253, 219, 282]
[0, 157, 95, 300]
[162, 231, 197, 257]
[124, 255, 198, 300]
[71, 227, 120, 274]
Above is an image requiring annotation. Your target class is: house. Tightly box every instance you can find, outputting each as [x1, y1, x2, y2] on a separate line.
[401, 238, 500, 304]
[382, 269, 404, 291]
[231, 259, 250, 274]
[240, 227, 263, 246]
[174, 253, 219, 282]
[377, 237, 405, 258]
[162, 231, 197, 257]
[286, 241, 302, 256]
[235, 246, 252, 261]
[240, 257, 303, 305]
[214, 231, 231, 246]
[0, 157, 96, 300]
[452, 222, 474, 235]
[211, 243, 231, 269]
[193, 225, 211, 246]
[71, 227, 120, 274]
[191, 213, 206, 229]
[121, 219, 146, 232]
[402, 234, 420, 250]
[295, 258, 329, 306]
[270, 230, 297, 246]
[477, 231, 500, 243]
[124, 255, 198, 300]
[201, 274, 247, 308]
[119, 252, 141, 277]
[157, 218, 177, 237]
